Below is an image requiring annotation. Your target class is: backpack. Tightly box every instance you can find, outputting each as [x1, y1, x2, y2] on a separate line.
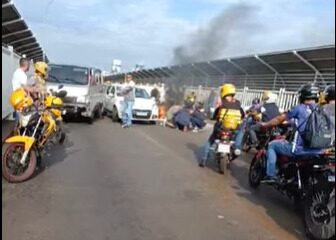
[300, 105, 333, 149]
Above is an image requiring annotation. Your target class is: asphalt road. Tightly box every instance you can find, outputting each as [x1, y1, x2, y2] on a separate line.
[2, 118, 308, 240]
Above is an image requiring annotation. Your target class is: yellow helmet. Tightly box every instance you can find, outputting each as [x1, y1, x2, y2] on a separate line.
[318, 92, 326, 105]
[220, 83, 236, 98]
[34, 61, 48, 78]
[9, 88, 33, 111]
[262, 91, 272, 101]
[44, 96, 63, 108]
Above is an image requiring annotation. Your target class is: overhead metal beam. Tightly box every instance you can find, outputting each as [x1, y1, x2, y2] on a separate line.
[15, 42, 38, 50]
[2, 29, 30, 39]
[2, 18, 23, 27]
[293, 51, 325, 83]
[207, 61, 226, 75]
[21, 47, 41, 54]
[2, 1, 13, 8]
[227, 58, 249, 75]
[191, 64, 210, 77]
[255, 55, 286, 88]
[28, 52, 43, 58]
[8, 35, 35, 45]
[148, 69, 163, 78]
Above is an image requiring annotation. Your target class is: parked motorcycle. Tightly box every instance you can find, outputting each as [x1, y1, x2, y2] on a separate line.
[2, 87, 67, 183]
[248, 126, 335, 240]
[212, 128, 241, 174]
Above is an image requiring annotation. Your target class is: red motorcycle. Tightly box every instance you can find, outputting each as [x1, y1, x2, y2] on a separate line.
[248, 125, 335, 240]
[213, 128, 241, 174]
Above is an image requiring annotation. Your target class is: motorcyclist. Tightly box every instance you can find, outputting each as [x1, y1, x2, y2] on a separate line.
[199, 83, 244, 168]
[30, 61, 49, 105]
[322, 85, 335, 143]
[248, 91, 280, 147]
[258, 83, 325, 183]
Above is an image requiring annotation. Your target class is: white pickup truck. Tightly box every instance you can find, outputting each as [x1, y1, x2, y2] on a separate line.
[46, 64, 105, 124]
[104, 83, 159, 123]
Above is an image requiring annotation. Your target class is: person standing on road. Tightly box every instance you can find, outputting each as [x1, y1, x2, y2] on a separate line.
[11, 57, 31, 92]
[11, 57, 33, 123]
[121, 74, 135, 128]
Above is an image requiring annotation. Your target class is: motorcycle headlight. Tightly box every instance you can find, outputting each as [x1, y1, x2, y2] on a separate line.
[20, 113, 33, 127]
[77, 95, 88, 104]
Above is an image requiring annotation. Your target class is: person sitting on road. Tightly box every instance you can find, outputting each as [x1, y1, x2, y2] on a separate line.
[248, 91, 280, 147]
[174, 106, 193, 132]
[199, 83, 244, 168]
[190, 102, 207, 132]
[258, 83, 332, 183]
[165, 103, 183, 128]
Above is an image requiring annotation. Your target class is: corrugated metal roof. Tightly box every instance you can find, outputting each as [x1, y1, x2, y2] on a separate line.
[2, 1, 48, 62]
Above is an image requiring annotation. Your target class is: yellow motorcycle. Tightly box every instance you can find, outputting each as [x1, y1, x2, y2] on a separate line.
[2, 87, 67, 183]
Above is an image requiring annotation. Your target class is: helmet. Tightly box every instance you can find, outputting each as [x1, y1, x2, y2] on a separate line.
[9, 88, 33, 111]
[34, 61, 48, 78]
[220, 83, 236, 98]
[262, 91, 272, 101]
[252, 98, 260, 105]
[298, 83, 319, 102]
[44, 96, 63, 108]
[324, 85, 335, 102]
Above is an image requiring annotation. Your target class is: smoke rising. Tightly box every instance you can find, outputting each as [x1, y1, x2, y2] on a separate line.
[172, 3, 261, 65]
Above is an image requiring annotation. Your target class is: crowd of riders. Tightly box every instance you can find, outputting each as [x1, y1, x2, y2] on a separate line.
[198, 81, 335, 180]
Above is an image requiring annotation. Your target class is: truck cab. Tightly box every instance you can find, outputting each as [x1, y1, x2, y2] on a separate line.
[46, 64, 105, 124]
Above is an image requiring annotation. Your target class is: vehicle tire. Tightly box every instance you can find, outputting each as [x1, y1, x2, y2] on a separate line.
[111, 106, 119, 122]
[2, 143, 37, 183]
[303, 183, 335, 240]
[96, 104, 104, 119]
[217, 154, 225, 175]
[87, 112, 94, 124]
[248, 154, 264, 188]
[242, 133, 251, 153]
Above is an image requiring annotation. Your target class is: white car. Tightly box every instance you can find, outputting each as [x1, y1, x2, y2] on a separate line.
[104, 83, 159, 122]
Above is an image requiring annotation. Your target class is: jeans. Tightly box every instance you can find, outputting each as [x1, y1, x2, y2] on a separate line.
[233, 118, 253, 151]
[266, 140, 294, 177]
[122, 101, 134, 126]
[190, 117, 206, 129]
[200, 141, 211, 165]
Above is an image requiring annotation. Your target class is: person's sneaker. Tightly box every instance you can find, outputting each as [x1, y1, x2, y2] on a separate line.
[261, 176, 279, 184]
[198, 163, 204, 168]
[192, 127, 199, 133]
[121, 124, 129, 128]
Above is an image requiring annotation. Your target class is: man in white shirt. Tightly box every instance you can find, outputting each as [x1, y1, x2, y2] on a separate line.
[12, 58, 30, 91]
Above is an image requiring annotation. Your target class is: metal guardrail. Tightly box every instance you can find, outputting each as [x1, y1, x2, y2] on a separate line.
[184, 86, 299, 111]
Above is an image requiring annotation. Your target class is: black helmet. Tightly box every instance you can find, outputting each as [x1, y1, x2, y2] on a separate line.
[252, 98, 260, 105]
[324, 85, 335, 102]
[298, 83, 319, 102]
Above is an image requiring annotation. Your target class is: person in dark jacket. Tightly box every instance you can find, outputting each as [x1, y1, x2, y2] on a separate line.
[248, 91, 280, 146]
[190, 102, 207, 131]
[174, 107, 193, 131]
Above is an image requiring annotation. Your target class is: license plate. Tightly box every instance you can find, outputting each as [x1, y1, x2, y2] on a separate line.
[136, 112, 148, 116]
[217, 143, 230, 153]
[328, 175, 335, 182]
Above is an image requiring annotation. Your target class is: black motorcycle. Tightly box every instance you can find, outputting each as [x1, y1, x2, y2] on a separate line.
[248, 127, 335, 240]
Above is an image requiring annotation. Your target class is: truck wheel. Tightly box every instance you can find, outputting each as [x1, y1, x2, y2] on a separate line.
[112, 106, 119, 122]
[87, 112, 94, 124]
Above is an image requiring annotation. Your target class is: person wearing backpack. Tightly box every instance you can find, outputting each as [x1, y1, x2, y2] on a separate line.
[257, 83, 333, 183]
[322, 85, 335, 144]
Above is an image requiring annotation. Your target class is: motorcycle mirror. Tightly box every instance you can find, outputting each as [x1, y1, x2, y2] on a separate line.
[57, 90, 67, 98]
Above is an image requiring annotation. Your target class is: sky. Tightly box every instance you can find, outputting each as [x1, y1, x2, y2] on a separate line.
[14, 0, 335, 72]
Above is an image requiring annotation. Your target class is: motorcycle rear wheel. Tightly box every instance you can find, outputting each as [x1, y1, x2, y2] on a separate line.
[2, 143, 37, 183]
[217, 154, 226, 175]
[303, 185, 335, 240]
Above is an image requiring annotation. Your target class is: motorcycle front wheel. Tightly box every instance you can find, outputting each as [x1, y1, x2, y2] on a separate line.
[2, 143, 37, 183]
[248, 154, 264, 188]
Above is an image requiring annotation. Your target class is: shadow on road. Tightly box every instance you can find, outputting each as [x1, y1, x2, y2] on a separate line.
[229, 159, 307, 240]
[186, 142, 224, 175]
